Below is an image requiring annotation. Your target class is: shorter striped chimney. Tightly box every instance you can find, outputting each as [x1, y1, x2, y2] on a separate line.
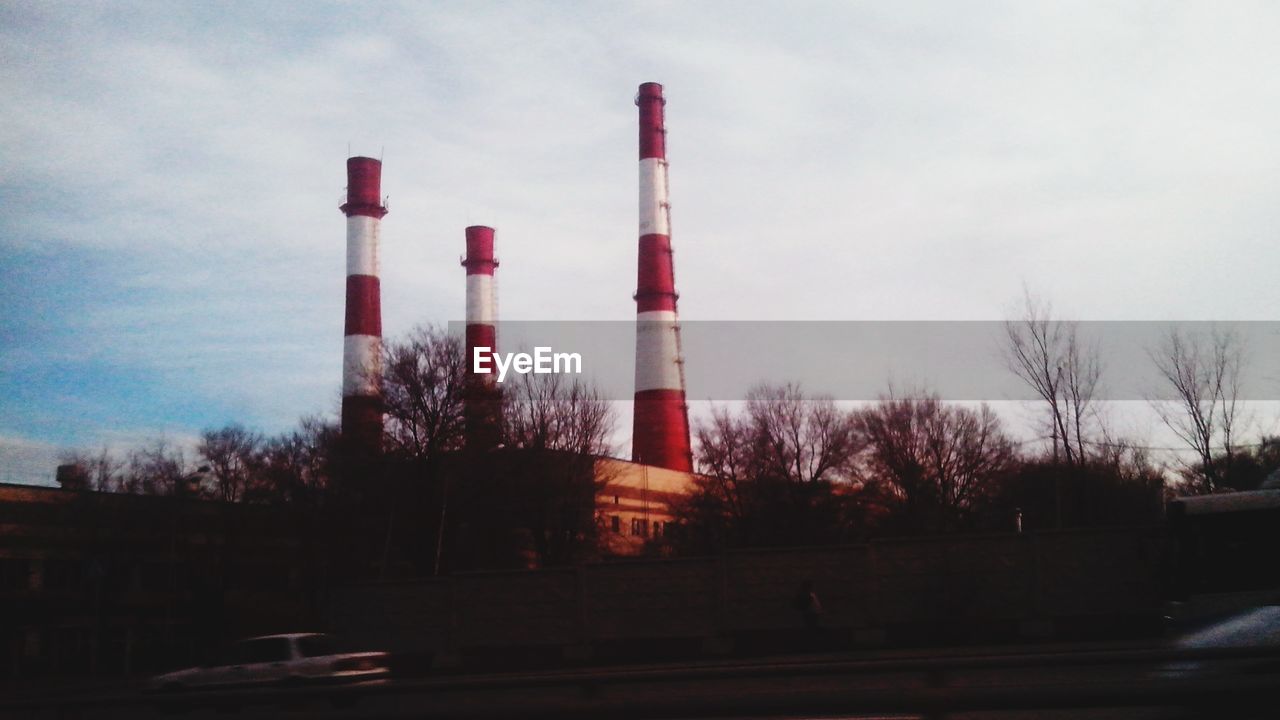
[463, 225, 501, 450]
[340, 156, 387, 455]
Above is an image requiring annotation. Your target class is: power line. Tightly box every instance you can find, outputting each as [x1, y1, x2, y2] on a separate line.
[1013, 435, 1277, 453]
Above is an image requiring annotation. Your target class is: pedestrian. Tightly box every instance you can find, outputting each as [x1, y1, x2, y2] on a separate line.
[794, 579, 823, 634]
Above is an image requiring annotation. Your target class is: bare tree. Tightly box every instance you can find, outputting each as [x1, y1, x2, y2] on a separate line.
[1004, 290, 1102, 468]
[120, 437, 191, 495]
[503, 371, 615, 457]
[198, 424, 263, 502]
[693, 384, 860, 487]
[1149, 326, 1248, 494]
[680, 383, 865, 549]
[744, 383, 862, 484]
[691, 404, 752, 524]
[381, 325, 468, 460]
[856, 391, 1015, 532]
[433, 372, 617, 569]
[257, 415, 339, 504]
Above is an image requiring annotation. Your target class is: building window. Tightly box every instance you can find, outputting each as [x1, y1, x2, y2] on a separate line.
[653, 521, 661, 537]
[610, 515, 620, 532]
[630, 518, 648, 537]
[613, 495, 619, 505]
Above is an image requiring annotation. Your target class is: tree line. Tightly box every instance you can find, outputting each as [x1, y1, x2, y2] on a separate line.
[666, 294, 1275, 552]
[57, 293, 1279, 566]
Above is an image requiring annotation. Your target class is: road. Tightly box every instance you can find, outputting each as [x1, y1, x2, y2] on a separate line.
[4, 642, 1276, 719]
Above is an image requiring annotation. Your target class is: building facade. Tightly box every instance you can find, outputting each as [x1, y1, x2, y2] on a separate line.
[594, 458, 698, 556]
[0, 483, 318, 681]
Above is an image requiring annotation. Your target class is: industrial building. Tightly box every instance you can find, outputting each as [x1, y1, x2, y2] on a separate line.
[0, 481, 321, 680]
[595, 457, 697, 555]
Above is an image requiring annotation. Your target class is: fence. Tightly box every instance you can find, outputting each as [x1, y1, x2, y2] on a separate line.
[330, 526, 1168, 661]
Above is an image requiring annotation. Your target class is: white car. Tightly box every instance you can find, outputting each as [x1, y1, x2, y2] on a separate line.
[149, 633, 390, 692]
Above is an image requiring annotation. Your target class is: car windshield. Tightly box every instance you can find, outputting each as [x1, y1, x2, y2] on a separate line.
[296, 634, 338, 658]
[229, 637, 291, 664]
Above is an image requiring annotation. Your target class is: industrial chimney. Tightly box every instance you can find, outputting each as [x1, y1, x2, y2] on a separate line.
[632, 82, 693, 472]
[340, 156, 388, 455]
[462, 225, 502, 450]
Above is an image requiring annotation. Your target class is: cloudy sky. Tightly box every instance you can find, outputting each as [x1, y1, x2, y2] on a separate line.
[3, 1, 1279, 485]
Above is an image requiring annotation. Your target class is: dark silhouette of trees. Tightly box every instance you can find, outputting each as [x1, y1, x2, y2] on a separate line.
[673, 383, 865, 552]
[989, 444, 1165, 532]
[59, 307, 1278, 574]
[1192, 435, 1279, 493]
[198, 424, 263, 502]
[503, 371, 615, 456]
[60, 420, 339, 505]
[677, 385, 1024, 548]
[254, 416, 339, 505]
[469, 372, 616, 568]
[360, 325, 467, 577]
[855, 392, 1016, 534]
[371, 334, 620, 574]
[381, 325, 468, 460]
[694, 383, 860, 487]
[675, 379, 1162, 546]
[448, 449, 608, 569]
[60, 437, 194, 496]
[741, 383, 863, 485]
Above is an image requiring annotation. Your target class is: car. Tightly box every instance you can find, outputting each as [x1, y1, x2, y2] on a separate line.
[148, 633, 390, 693]
[1157, 603, 1280, 680]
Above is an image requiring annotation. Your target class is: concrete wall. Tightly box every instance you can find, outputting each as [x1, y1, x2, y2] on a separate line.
[330, 527, 1167, 659]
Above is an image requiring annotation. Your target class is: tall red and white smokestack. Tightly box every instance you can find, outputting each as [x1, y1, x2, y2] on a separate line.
[340, 156, 387, 455]
[463, 225, 501, 450]
[632, 82, 693, 472]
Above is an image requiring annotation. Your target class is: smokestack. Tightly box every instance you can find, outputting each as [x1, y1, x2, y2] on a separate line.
[340, 156, 388, 455]
[463, 225, 502, 450]
[632, 82, 693, 472]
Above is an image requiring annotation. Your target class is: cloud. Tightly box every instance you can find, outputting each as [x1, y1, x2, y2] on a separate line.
[2, 1, 1279, 466]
